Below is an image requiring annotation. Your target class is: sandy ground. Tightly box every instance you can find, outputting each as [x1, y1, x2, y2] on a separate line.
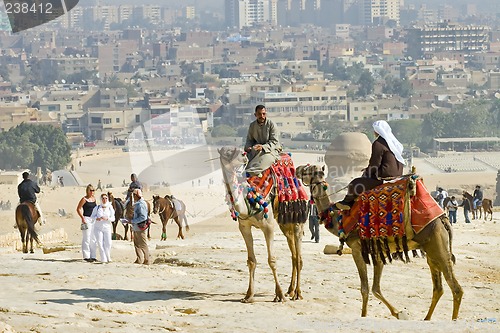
[0, 147, 499, 332]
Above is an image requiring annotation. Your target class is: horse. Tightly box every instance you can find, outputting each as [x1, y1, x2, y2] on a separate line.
[108, 192, 126, 240]
[124, 197, 152, 241]
[152, 195, 189, 240]
[481, 199, 493, 221]
[219, 146, 307, 303]
[463, 191, 482, 219]
[15, 202, 41, 253]
[298, 165, 463, 320]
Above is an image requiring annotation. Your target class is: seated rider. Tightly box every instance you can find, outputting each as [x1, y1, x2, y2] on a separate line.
[472, 185, 483, 209]
[244, 104, 282, 175]
[335, 120, 406, 210]
[125, 173, 142, 206]
[18, 171, 45, 224]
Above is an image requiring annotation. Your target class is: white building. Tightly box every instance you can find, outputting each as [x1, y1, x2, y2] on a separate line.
[225, 0, 275, 29]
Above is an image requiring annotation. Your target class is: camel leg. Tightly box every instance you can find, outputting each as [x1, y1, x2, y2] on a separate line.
[423, 260, 444, 320]
[280, 224, 297, 298]
[290, 223, 304, 300]
[263, 223, 285, 302]
[239, 223, 257, 303]
[350, 241, 370, 317]
[371, 259, 402, 318]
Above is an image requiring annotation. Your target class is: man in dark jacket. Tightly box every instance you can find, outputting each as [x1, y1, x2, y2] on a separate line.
[472, 185, 483, 210]
[18, 171, 45, 224]
[459, 193, 471, 223]
[335, 120, 405, 210]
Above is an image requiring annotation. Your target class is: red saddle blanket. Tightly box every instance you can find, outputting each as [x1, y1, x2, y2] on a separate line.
[246, 153, 308, 224]
[339, 177, 444, 238]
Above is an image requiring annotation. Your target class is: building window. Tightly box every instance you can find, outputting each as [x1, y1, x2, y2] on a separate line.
[116, 118, 120, 123]
[66, 105, 73, 110]
[103, 118, 111, 124]
[135, 115, 140, 123]
[91, 117, 101, 124]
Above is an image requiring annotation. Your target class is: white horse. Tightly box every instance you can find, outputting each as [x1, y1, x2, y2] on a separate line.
[219, 146, 305, 302]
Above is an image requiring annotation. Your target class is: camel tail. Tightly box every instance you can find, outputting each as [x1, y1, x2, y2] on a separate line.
[21, 204, 40, 244]
[443, 216, 455, 264]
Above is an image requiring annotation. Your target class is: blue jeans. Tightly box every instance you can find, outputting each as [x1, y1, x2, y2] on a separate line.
[448, 210, 457, 223]
[309, 216, 320, 242]
[464, 209, 471, 223]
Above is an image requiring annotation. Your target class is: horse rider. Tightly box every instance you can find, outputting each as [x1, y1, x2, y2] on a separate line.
[17, 171, 45, 224]
[125, 173, 142, 206]
[472, 185, 483, 210]
[244, 104, 282, 175]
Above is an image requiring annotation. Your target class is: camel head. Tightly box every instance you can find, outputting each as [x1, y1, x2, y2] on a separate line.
[218, 146, 248, 169]
[296, 164, 325, 186]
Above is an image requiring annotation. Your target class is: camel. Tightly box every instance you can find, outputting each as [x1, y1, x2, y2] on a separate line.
[297, 164, 463, 320]
[218, 146, 306, 303]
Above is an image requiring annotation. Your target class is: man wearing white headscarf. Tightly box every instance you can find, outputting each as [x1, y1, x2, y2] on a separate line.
[335, 120, 406, 210]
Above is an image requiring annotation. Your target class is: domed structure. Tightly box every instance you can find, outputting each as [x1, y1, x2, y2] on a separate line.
[324, 132, 372, 198]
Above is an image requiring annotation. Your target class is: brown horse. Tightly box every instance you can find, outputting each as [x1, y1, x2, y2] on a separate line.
[481, 199, 493, 221]
[152, 195, 189, 240]
[463, 191, 481, 219]
[298, 165, 463, 320]
[15, 202, 40, 253]
[124, 198, 152, 240]
[108, 192, 126, 240]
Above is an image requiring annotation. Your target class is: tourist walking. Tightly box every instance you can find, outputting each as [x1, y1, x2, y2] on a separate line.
[90, 193, 115, 263]
[447, 196, 458, 224]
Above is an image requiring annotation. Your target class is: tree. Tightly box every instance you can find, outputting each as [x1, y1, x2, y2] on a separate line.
[1, 124, 71, 172]
[211, 124, 237, 137]
[356, 71, 375, 97]
[388, 119, 422, 147]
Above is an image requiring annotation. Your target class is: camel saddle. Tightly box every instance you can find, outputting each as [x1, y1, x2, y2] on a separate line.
[337, 176, 444, 264]
[246, 153, 308, 224]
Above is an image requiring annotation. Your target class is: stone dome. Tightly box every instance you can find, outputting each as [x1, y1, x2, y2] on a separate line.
[325, 132, 371, 181]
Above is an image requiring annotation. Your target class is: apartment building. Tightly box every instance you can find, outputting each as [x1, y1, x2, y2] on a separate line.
[405, 22, 490, 61]
[225, 0, 275, 29]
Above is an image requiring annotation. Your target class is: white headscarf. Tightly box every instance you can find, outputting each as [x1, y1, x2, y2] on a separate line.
[372, 120, 406, 166]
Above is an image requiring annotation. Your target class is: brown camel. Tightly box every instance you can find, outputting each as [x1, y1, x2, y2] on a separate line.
[297, 165, 463, 320]
[219, 146, 306, 303]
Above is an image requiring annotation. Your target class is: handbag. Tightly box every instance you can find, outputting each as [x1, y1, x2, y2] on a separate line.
[137, 218, 152, 231]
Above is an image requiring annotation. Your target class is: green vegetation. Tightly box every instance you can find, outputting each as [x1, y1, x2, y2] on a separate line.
[0, 124, 71, 172]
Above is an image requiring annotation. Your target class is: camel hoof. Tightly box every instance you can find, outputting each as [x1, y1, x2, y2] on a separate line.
[397, 311, 410, 320]
[273, 295, 286, 303]
[240, 297, 254, 303]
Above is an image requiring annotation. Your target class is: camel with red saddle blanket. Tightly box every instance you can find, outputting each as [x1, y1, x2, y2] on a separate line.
[219, 146, 308, 303]
[297, 164, 463, 320]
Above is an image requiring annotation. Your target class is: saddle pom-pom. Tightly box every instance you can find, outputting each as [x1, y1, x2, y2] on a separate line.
[235, 211, 239, 217]
[287, 152, 292, 156]
[262, 202, 268, 207]
[264, 207, 268, 213]
[264, 213, 269, 219]
[255, 203, 260, 210]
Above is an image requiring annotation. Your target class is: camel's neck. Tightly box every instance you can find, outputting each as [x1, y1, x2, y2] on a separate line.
[221, 163, 250, 216]
[312, 186, 340, 237]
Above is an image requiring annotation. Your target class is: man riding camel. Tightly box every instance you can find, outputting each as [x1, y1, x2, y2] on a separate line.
[18, 171, 45, 224]
[335, 120, 406, 210]
[244, 104, 282, 175]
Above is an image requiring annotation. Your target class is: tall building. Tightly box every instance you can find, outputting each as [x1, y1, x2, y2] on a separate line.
[360, 0, 400, 26]
[225, 0, 274, 29]
[406, 22, 490, 61]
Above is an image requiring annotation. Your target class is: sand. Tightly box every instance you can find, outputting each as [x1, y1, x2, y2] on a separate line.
[0, 147, 498, 332]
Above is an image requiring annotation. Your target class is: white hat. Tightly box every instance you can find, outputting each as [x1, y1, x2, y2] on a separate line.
[133, 188, 143, 198]
[372, 120, 406, 166]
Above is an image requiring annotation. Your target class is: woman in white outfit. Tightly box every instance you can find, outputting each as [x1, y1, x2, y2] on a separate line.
[91, 193, 115, 263]
[76, 184, 97, 262]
